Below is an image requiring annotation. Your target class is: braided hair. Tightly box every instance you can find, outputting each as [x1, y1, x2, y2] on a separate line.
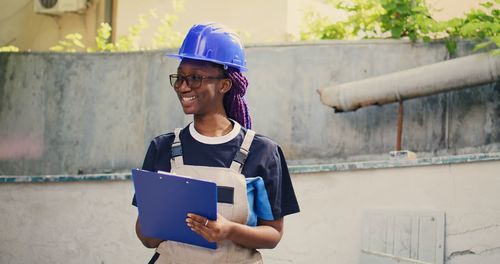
[223, 67, 252, 129]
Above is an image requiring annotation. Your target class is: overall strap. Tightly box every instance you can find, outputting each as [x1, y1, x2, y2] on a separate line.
[171, 128, 184, 167]
[230, 129, 256, 173]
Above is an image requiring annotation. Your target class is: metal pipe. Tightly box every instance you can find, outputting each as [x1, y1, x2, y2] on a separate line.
[396, 101, 404, 151]
[317, 53, 500, 112]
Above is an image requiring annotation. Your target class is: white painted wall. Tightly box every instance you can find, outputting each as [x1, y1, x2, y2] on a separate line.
[114, 0, 488, 44]
[0, 180, 150, 263]
[427, 0, 486, 21]
[1, 0, 489, 50]
[114, 0, 289, 45]
[0, 0, 106, 51]
[1, 160, 499, 263]
[262, 160, 500, 264]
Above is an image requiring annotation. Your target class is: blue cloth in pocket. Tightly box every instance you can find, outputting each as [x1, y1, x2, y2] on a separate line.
[246, 177, 274, 226]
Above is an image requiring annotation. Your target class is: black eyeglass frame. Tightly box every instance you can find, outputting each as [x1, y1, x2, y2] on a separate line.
[169, 74, 227, 89]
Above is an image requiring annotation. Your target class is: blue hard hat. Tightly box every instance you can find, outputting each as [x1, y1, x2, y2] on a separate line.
[167, 22, 248, 71]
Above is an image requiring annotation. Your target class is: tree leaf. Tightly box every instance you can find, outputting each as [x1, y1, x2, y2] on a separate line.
[460, 22, 481, 36]
[49, 45, 64, 51]
[480, 2, 493, 9]
[391, 27, 403, 38]
[473, 40, 493, 52]
[0, 45, 20, 52]
[491, 36, 500, 47]
[445, 40, 457, 55]
[73, 39, 85, 48]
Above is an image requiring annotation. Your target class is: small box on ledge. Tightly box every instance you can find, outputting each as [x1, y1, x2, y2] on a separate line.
[389, 150, 417, 160]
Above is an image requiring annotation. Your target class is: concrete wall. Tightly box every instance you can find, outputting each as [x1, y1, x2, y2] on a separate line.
[1, 41, 499, 175]
[262, 160, 500, 264]
[1, 160, 499, 264]
[1, 41, 499, 263]
[0, 51, 183, 175]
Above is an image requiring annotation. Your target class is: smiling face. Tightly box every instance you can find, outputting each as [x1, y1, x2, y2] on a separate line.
[174, 59, 230, 117]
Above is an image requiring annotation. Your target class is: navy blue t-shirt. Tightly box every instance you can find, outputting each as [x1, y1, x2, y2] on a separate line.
[133, 121, 300, 221]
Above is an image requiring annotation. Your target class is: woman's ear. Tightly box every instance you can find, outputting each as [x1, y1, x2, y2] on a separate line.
[220, 79, 232, 94]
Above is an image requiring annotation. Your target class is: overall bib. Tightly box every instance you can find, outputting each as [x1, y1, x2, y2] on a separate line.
[153, 128, 263, 264]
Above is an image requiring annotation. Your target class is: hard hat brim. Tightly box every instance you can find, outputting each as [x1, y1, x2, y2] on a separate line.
[166, 53, 248, 72]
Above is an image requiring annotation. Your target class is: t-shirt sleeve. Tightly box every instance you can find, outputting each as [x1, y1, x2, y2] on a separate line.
[142, 141, 159, 172]
[132, 141, 158, 207]
[275, 146, 300, 217]
[259, 145, 300, 220]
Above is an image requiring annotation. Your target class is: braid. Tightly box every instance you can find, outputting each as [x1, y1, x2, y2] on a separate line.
[223, 67, 252, 129]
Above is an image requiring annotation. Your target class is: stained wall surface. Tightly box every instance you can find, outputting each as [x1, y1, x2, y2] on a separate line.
[1, 41, 498, 175]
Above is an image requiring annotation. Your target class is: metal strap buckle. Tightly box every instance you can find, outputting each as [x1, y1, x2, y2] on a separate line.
[171, 144, 182, 158]
[233, 148, 249, 165]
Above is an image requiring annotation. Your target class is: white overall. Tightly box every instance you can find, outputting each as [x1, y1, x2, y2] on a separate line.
[154, 128, 263, 264]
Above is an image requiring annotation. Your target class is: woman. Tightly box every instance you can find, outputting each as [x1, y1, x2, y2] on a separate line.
[133, 22, 300, 264]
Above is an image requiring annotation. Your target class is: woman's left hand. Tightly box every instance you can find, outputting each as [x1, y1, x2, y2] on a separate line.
[186, 213, 234, 243]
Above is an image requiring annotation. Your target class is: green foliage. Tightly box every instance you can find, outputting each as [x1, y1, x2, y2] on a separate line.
[151, 11, 183, 49]
[336, 0, 385, 38]
[50, 33, 86, 52]
[300, 9, 335, 40]
[378, 0, 434, 41]
[0, 45, 20, 52]
[459, 1, 499, 53]
[94, 22, 115, 52]
[301, 0, 385, 40]
[301, 0, 499, 55]
[428, 1, 499, 55]
[113, 12, 152, 51]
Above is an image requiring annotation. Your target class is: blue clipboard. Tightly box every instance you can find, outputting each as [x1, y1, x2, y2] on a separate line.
[132, 169, 218, 249]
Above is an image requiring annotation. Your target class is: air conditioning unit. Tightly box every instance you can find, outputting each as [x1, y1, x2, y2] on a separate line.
[34, 0, 88, 15]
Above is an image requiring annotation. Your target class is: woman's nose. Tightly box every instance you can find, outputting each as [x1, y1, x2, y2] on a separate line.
[177, 79, 191, 92]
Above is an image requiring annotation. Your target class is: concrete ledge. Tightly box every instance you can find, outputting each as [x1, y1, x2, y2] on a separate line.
[288, 152, 500, 174]
[0, 172, 131, 183]
[1, 152, 499, 183]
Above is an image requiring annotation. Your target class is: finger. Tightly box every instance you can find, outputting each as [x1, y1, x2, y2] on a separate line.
[187, 213, 206, 225]
[188, 213, 213, 228]
[188, 221, 204, 234]
[186, 216, 209, 232]
[186, 219, 213, 241]
[193, 225, 213, 241]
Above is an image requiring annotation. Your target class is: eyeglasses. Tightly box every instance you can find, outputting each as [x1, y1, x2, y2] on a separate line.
[169, 74, 226, 89]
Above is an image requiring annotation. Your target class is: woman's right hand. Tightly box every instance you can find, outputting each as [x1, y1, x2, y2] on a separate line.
[186, 213, 234, 243]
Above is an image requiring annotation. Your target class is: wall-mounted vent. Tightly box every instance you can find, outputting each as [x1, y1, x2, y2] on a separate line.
[360, 210, 445, 264]
[34, 0, 88, 15]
